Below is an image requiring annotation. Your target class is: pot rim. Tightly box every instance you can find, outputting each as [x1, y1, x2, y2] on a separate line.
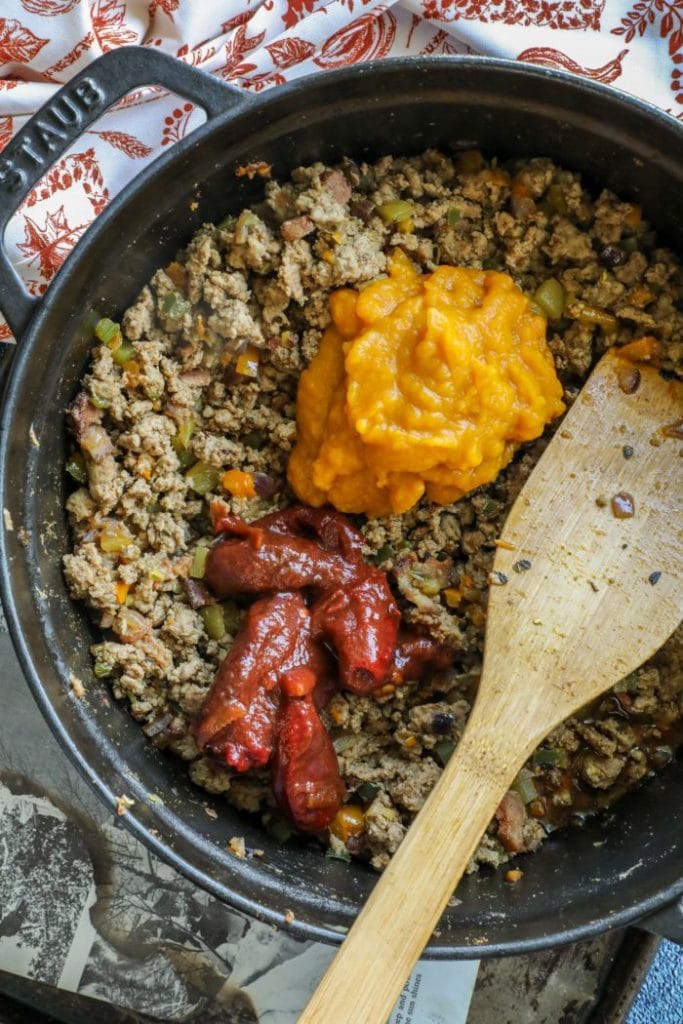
[1, 51, 681, 956]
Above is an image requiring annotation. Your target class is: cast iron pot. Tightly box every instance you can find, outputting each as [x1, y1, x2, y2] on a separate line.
[0, 47, 681, 957]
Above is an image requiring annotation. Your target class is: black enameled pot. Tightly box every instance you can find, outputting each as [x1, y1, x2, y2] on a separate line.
[0, 47, 681, 956]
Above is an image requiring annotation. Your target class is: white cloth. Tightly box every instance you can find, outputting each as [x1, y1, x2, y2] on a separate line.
[0, 0, 680, 340]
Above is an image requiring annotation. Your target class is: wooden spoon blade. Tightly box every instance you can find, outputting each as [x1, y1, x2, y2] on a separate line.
[300, 352, 682, 1024]
[484, 350, 682, 727]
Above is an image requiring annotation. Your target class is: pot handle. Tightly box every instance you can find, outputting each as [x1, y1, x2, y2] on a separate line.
[637, 896, 683, 946]
[0, 46, 252, 341]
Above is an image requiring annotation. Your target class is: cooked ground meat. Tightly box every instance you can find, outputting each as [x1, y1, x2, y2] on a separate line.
[63, 150, 683, 873]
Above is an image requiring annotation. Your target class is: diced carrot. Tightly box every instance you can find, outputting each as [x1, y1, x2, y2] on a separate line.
[467, 605, 486, 629]
[628, 285, 654, 308]
[329, 705, 346, 725]
[123, 359, 140, 377]
[222, 469, 257, 499]
[235, 161, 272, 180]
[235, 347, 259, 378]
[617, 336, 661, 364]
[624, 204, 642, 228]
[482, 169, 511, 187]
[510, 178, 535, 218]
[116, 581, 130, 604]
[165, 261, 187, 289]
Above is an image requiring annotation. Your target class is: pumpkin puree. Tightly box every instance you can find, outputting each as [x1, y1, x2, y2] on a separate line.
[288, 251, 565, 517]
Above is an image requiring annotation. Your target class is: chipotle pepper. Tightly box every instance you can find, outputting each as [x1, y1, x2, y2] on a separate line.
[273, 665, 346, 832]
[205, 530, 355, 597]
[312, 571, 400, 695]
[257, 505, 365, 563]
[194, 505, 454, 833]
[193, 592, 307, 770]
[205, 506, 402, 694]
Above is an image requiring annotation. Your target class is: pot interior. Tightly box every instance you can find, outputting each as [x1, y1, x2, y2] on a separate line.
[2, 60, 682, 955]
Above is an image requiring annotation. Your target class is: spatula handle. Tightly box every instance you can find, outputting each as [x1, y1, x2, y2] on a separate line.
[299, 720, 522, 1024]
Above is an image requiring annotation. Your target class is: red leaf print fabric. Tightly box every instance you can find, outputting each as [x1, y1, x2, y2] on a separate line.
[217, 22, 267, 78]
[161, 101, 194, 144]
[0, 0, 680, 345]
[91, 0, 139, 51]
[421, 0, 605, 30]
[21, 0, 81, 15]
[44, 33, 97, 78]
[266, 36, 316, 68]
[283, 0, 318, 30]
[0, 18, 49, 65]
[518, 45, 629, 83]
[17, 206, 90, 286]
[314, 11, 397, 68]
[89, 129, 153, 158]
[149, 0, 180, 21]
[0, 114, 13, 151]
[221, 11, 253, 34]
[25, 149, 108, 213]
[612, 0, 683, 113]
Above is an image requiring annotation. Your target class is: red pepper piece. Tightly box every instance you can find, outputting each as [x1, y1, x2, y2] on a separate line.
[258, 506, 365, 563]
[210, 500, 265, 544]
[205, 532, 354, 598]
[312, 570, 400, 695]
[390, 631, 454, 685]
[273, 668, 346, 832]
[193, 592, 308, 770]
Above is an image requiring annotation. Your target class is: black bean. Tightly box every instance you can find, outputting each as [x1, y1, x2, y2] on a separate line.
[253, 472, 281, 499]
[599, 245, 626, 269]
[648, 571, 662, 586]
[431, 712, 454, 735]
[622, 444, 635, 459]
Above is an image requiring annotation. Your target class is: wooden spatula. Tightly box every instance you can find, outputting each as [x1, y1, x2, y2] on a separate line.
[300, 350, 682, 1024]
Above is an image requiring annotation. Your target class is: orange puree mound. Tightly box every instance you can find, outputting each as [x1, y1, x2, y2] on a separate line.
[288, 252, 565, 518]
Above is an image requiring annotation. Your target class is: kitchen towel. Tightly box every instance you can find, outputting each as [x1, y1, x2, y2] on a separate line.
[0, 0, 682, 342]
